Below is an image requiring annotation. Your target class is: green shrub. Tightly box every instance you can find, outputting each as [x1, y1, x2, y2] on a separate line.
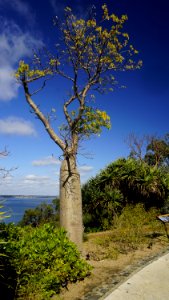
[112, 204, 159, 250]
[1, 223, 92, 299]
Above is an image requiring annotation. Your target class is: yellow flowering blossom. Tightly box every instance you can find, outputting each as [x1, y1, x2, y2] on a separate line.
[102, 4, 109, 20]
[15, 60, 53, 82]
[49, 59, 60, 66]
[77, 107, 111, 137]
[87, 19, 96, 27]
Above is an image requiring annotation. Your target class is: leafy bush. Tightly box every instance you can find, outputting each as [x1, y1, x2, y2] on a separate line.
[0, 223, 92, 299]
[82, 176, 124, 231]
[97, 158, 169, 208]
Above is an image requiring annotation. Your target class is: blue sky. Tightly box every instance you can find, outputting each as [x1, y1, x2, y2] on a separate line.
[0, 0, 168, 196]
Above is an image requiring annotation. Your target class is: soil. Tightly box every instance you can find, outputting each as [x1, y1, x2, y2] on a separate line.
[58, 231, 169, 300]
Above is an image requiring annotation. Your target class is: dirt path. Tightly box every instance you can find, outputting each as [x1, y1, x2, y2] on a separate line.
[59, 238, 169, 300]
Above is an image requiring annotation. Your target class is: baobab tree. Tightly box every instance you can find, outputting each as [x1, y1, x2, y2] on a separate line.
[15, 5, 142, 249]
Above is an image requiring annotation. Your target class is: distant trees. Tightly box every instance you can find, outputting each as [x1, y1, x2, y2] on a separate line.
[19, 198, 59, 227]
[127, 133, 169, 168]
[145, 134, 169, 167]
[126, 133, 150, 162]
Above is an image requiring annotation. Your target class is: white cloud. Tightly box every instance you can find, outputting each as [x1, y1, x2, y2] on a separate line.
[0, 20, 43, 66]
[0, 18, 43, 101]
[32, 156, 61, 166]
[0, 66, 19, 100]
[0, 174, 59, 196]
[24, 174, 50, 183]
[0, 117, 37, 136]
[22, 174, 59, 194]
[78, 165, 93, 172]
[0, 175, 12, 184]
[78, 165, 94, 176]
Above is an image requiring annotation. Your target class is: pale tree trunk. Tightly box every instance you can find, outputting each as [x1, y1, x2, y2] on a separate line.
[23, 85, 84, 250]
[60, 155, 83, 250]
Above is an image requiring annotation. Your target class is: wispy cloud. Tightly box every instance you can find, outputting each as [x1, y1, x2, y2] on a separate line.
[0, 174, 59, 195]
[0, 66, 19, 100]
[0, 117, 37, 136]
[50, 0, 65, 15]
[50, 0, 84, 16]
[0, 18, 43, 101]
[24, 174, 50, 183]
[32, 156, 61, 166]
[78, 165, 93, 176]
[22, 174, 59, 194]
[0, 19, 43, 66]
[0, 0, 35, 23]
[0, 175, 13, 184]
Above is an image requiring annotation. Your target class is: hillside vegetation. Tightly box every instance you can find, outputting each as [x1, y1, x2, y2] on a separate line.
[82, 134, 169, 231]
[82, 157, 169, 231]
[0, 134, 169, 299]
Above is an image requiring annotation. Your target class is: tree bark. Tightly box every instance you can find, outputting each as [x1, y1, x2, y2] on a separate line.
[60, 155, 83, 250]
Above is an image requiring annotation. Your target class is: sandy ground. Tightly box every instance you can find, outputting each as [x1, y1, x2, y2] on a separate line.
[58, 234, 169, 300]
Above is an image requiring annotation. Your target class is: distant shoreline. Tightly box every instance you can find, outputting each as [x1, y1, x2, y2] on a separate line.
[1, 196, 57, 224]
[0, 195, 57, 199]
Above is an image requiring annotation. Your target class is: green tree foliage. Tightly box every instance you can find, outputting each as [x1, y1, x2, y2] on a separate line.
[82, 158, 169, 231]
[0, 223, 92, 299]
[19, 198, 59, 227]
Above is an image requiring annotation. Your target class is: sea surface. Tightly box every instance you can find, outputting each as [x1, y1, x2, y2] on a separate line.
[0, 196, 56, 224]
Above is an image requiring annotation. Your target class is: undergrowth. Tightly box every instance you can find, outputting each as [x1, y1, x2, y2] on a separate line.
[84, 204, 167, 260]
[0, 223, 92, 300]
[0, 204, 168, 299]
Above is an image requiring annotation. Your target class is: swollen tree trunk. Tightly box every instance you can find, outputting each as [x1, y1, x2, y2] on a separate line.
[60, 155, 83, 250]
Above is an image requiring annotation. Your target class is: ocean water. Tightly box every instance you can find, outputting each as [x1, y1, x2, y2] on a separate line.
[0, 196, 56, 224]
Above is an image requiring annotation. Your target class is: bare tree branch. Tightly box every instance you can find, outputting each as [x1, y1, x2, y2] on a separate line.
[30, 78, 51, 96]
[0, 147, 17, 178]
[23, 80, 66, 152]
